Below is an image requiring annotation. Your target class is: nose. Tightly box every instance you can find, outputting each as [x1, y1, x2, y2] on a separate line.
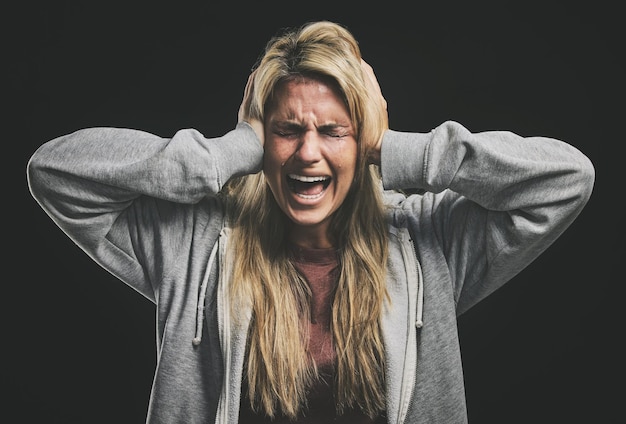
[294, 132, 322, 164]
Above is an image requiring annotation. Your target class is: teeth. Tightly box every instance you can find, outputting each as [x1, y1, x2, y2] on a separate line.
[288, 174, 329, 182]
[297, 192, 324, 200]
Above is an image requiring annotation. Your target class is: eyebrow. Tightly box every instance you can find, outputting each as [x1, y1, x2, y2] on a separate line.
[317, 123, 350, 131]
[273, 121, 350, 131]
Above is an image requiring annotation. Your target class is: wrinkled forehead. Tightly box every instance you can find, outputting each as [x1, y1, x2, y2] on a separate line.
[267, 74, 346, 112]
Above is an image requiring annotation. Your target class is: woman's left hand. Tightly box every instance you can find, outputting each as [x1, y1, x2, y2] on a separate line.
[361, 59, 387, 165]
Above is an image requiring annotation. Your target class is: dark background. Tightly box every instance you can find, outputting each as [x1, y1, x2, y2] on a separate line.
[5, 1, 623, 423]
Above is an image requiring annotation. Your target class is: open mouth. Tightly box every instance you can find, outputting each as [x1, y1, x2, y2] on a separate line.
[287, 174, 331, 199]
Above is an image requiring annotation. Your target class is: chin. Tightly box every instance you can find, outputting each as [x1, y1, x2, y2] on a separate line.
[286, 210, 331, 228]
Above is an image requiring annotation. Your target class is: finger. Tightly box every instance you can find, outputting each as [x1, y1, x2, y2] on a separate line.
[238, 70, 256, 123]
[361, 59, 387, 110]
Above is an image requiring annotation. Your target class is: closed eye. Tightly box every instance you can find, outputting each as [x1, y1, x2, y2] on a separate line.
[325, 132, 348, 138]
[318, 124, 350, 139]
[273, 123, 304, 139]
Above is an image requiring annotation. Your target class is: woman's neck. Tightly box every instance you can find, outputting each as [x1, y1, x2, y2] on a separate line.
[288, 222, 335, 249]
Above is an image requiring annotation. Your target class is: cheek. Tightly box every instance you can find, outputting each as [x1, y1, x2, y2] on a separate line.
[262, 141, 292, 195]
[262, 160, 282, 195]
[265, 138, 295, 163]
[263, 140, 285, 172]
[328, 140, 358, 177]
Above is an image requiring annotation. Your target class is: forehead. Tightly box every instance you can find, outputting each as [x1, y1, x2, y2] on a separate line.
[268, 76, 349, 118]
[273, 74, 343, 101]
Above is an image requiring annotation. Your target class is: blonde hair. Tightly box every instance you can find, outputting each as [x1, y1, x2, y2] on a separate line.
[225, 21, 389, 419]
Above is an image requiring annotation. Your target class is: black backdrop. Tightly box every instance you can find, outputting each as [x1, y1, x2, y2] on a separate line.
[6, 1, 624, 423]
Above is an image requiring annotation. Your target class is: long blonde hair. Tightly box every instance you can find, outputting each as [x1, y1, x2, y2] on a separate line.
[224, 21, 389, 419]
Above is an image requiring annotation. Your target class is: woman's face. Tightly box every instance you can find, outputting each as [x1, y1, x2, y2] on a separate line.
[263, 77, 357, 240]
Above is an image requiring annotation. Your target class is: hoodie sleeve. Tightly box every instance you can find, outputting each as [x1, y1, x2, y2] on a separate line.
[380, 120, 595, 314]
[27, 123, 263, 301]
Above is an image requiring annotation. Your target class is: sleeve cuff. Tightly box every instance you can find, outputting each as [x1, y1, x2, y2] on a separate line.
[380, 129, 431, 190]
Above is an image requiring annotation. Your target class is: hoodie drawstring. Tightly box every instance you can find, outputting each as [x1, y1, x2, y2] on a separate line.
[415, 258, 424, 329]
[192, 240, 219, 346]
[192, 231, 424, 344]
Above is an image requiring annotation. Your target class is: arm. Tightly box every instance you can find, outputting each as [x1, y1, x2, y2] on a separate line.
[27, 123, 263, 300]
[381, 122, 595, 313]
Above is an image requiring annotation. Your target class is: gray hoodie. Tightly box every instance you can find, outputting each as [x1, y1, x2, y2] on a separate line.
[27, 121, 594, 423]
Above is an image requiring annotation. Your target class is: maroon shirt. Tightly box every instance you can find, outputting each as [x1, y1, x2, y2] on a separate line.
[238, 245, 386, 423]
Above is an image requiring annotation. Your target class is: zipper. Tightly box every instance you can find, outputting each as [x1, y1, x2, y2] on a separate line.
[214, 231, 230, 424]
[404, 233, 423, 422]
[395, 228, 421, 424]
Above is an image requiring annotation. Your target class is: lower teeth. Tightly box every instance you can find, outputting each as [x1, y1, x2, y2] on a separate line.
[296, 191, 324, 199]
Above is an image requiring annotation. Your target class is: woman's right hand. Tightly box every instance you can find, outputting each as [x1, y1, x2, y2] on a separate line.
[238, 70, 265, 147]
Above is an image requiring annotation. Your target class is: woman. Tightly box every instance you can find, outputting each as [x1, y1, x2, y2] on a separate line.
[27, 21, 594, 423]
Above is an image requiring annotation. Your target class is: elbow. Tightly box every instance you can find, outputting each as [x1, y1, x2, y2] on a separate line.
[26, 144, 60, 210]
[26, 151, 46, 202]
[575, 153, 596, 207]
[530, 152, 596, 231]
